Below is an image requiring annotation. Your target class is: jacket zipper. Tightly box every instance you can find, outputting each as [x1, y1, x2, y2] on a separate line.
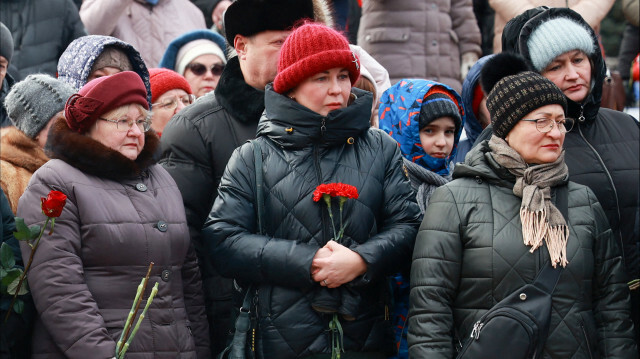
[576, 106, 625, 266]
[313, 144, 328, 245]
[580, 324, 594, 359]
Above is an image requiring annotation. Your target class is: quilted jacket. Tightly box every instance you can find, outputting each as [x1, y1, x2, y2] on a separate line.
[17, 118, 210, 358]
[408, 141, 637, 359]
[203, 86, 422, 358]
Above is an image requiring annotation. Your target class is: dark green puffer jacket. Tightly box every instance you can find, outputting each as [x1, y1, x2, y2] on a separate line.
[203, 86, 421, 358]
[408, 141, 637, 359]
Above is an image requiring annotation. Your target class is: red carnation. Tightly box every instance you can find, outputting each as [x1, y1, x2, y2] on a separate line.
[41, 190, 67, 218]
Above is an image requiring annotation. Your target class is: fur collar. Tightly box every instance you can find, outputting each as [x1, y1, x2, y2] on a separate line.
[0, 127, 49, 172]
[45, 117, 159, 181]
[215, 56, 266, 124]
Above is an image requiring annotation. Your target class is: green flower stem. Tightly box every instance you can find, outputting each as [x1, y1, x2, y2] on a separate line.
[323, 194, 338, 241]
[329, 313, 344, 359]
[117, 262, 154, 356]
[117, 278, 145, 354]
[337, 197, 347, 241]
[4, 217, 50, 323]
[118, 282, 159, 359]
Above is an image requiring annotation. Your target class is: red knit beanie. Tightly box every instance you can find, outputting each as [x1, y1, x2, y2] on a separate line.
[149, 68, 192, 104]
[65, 71, 148, 133]
[273, 22, 360, 94]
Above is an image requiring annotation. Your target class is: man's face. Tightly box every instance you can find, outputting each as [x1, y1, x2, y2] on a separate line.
[0, 56, 8, 84]
[235, 30, 291, 90]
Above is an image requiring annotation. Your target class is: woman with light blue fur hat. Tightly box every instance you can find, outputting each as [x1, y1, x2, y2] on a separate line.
[159, 30, 227, 98]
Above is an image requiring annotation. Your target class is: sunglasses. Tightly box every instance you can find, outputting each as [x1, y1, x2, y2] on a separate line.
[186, 62, 225, 76]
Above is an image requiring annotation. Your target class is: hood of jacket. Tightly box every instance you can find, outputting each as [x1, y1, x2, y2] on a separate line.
[461, 55, 494, 145]
[57, 35, 152, 106]
[257, 85, 372, 149]
[45, 117, 159, 181]
[214, 56, 266, 125]
[452, 139, 517, 188]
[501, 7, 605, 124]
[0, 127, 49, 172]
[378, 79, 465, 176]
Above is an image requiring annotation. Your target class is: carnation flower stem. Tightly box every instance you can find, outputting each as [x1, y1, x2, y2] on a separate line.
[117, 278, 145, 354]
[4, 217, 50, 323]
[323, 195, 338, 241]
[117, 262, 154, 355]
[118, 282, 159, 359]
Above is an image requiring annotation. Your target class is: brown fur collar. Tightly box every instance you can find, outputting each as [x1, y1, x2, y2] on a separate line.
[0, 127, 49, 172]
[46, 117, 159, 181]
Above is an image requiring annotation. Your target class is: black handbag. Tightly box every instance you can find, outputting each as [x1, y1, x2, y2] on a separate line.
[456, 186, 567, 359]
[217, 141, 264, 359]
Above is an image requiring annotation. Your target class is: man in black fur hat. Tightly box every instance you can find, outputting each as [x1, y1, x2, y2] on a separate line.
[159, 0, 333, 355]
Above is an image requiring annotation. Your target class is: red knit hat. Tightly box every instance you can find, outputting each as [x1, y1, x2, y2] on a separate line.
[65, 71, 148, 133]
[273, 22, 360, 94]
[149, 68, 192, 104]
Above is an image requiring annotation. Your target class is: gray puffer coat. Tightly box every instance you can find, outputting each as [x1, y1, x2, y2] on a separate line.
[203, 86, 421, 358]
[17, 118, 210, 358]
[408, 141, 637, 359]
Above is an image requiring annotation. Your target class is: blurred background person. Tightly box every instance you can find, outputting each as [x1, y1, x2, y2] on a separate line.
[350, 44, 390, 127]
[357, 0, 482, 93]
[618, 0, 639, 107]
[149, 68, 194, 136]
[78, 0, 205, 68]
[18, 71, 210, 358]
[159, 30, 227, 98]
[1, 74, 75, 213]
[0, 22, 15, 128]
[0, 0, 86, 81]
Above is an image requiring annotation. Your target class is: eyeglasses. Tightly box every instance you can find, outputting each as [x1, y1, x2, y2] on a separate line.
[99, 116, 152, 132]
[152, 94, 195, 111]
[186, 62, 225, 76]
[520, 117, 575, 133]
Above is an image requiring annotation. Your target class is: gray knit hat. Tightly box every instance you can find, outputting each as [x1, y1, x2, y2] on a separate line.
[4, 74, 76, 139]
[527, 17, 594, 72]
[0, 22, 13, 63]
[419, 92, 462, 135]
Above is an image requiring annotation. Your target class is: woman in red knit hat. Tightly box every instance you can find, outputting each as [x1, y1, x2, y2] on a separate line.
[204, 22, 420, 359]
[17, 71, 210, 358]
[149, 68, 195, 136]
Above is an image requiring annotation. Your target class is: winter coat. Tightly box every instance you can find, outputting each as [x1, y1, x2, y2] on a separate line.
[0, 0, 86, 81]
[501, 5, 640, 299]
[454, 54, 494, 164]
[158, 55, 263, 355]
[17, 118, 210, 358]
[79, 0, 205, 68]
[489, 0, 614, 53]
[357, 0, 481, 93]
[0, 127, 49, 214]
[408, 141, 638, 359]
[57, 35, 151, 103]
[203, 85, 421, 358]
[0, 75, 16, 128]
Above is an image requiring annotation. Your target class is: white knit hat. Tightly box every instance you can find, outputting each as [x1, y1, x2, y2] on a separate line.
[527, 17, 594, 72]
[175, 39, 227, 75]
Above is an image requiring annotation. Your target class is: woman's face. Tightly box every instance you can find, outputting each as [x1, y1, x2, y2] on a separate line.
[87, 66, 122, 82]
[541, 50, 592, 103]
[505, 104, 566, 164]
[288, 67, 351, 117]
[151, 89, 191, 133]
[87, 104, 146, 160]
[419, 117, 456, 158]
[183, 54, 225, 98]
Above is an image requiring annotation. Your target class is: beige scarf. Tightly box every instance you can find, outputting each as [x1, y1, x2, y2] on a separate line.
[488, 135, 570, 268]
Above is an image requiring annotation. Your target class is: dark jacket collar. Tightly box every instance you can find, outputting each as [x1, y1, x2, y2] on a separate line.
[46, 117, 159, 181]
[257, 85, 372, 149]
[214, 56, 266, 124]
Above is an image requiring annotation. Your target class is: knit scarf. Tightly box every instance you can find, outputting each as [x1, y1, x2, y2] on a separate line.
[403, 158, 451, 214]
[488, 135, 570, 267]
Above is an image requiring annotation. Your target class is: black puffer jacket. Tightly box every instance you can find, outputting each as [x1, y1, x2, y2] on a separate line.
[501, 6, 640, 284]
[203, 86, 421, 358]
[159, 56, 265, 355]
[408, 141, 637, 359]
[0, 0, 86, 80]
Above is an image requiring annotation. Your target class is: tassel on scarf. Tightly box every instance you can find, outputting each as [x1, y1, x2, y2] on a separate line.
[520, 206, 569, 267]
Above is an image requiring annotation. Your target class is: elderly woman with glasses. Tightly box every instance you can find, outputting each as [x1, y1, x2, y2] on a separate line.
[17, 71, 210, 358]
[408, 53, 637, 359]
[149, 68, 195, 137]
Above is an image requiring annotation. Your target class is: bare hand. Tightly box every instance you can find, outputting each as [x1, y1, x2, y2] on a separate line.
[311, 241, 367, 288]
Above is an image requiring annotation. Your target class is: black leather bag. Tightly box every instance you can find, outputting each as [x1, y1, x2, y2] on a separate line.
[456, 187, 567, 359]
[217, 141, 264, 359]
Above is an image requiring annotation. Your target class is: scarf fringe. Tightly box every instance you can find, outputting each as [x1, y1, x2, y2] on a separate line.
[520, 207, 569, 268]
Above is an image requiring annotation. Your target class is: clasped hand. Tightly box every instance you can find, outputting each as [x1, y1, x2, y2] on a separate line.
[311, 240, 367, 288]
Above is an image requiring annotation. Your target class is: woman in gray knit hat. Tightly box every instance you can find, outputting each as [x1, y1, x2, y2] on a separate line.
[408, 53, 637, 359]
[0, 74, 75, 213]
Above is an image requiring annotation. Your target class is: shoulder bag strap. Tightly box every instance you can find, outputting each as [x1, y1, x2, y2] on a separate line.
[534, 185, 568, 294]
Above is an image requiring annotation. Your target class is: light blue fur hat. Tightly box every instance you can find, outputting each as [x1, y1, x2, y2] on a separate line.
[527, 17, 594, 71]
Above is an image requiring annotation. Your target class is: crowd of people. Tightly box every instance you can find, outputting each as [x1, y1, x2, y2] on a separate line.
[0, 0, 638, 359]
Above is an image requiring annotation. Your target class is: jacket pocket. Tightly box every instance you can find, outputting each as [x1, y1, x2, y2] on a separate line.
[361, 28, 410, 43]
[579, 312, 599, 359]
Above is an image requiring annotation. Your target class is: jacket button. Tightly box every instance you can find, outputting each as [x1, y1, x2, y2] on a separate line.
[365, 35, 371, 41]
[475, 176, 483, 184]
[347, 137, 355, 144]
[157, 220, 168, 232]
[432, 40, 437, 46]
[135, 183, 147, 192]
[161, 269, 171, 282]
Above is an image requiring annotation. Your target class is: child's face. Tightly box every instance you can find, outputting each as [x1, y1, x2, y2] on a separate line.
[419, 117, 456, 159]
